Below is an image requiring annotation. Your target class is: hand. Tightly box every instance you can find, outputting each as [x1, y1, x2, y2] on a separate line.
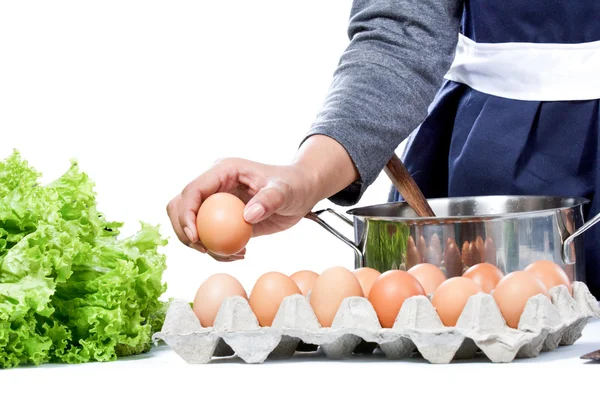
[166, 134, 360, 262]
[166, 158, 319, 262]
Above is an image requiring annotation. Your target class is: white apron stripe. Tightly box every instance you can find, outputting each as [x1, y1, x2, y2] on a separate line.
[444, 34, 600, 101]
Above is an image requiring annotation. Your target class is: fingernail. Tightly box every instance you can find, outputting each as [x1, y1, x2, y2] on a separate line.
[244, 204, 264, 223]
[184, 227, 195, 243]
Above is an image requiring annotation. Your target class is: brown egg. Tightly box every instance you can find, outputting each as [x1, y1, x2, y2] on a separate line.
[524, 260, 572, 295]
[475, 236, 484, 257]
[407, 263, 447, 294]
[444, 242, 464, 277]
[469, 241, 482, 265]
[310, 266, 364, 327]
[417, 235, 427, 259]
[289, 270, 319, 296]
[196, 193, 253, 256]
[430, 234, 442, 255]
[425, 245, 442, 266]
[406, 236, 422, 269]
[192, 273, 248, 327]
[368, 270, 426, 328]
[483, 237, 497, 265]
[461, 241, 472, 267]
[492, 271, 550, 329]
[462, 262, 504, 294]
[248, 272, 301, 327]
[431, 277, 483, 326]
[425, 233, 443, 265]
[353, 267, 381, 297]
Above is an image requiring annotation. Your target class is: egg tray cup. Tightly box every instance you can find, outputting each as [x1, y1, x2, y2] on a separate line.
[152, 281, 600, 364]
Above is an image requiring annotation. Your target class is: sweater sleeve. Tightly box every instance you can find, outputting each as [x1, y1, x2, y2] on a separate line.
[302, 0, 463, 206]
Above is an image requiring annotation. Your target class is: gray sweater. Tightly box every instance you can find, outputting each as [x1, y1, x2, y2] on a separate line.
[303, 0, 463, 205]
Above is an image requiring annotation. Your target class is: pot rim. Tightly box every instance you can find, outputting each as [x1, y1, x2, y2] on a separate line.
[346, 195, 591, 221]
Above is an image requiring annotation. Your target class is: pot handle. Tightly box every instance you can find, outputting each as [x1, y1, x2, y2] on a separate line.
[563, 211, 600, 264]
[305, 209, 363, 269]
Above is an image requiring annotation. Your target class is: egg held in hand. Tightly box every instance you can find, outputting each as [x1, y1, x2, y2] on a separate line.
[492, 271, 550, 329]
[192, 273, 248, 327]
[196, 192, 253, 256]
[310, 266, 364, 328]
[353, 267, 381, 297]
[249, 272, 302, 327]
[368, 270, 426, 328]
[407, 263, 447, 294]
[462, 262, 504, 294]
[524, 260, 572, 295]
[431, 277, 483, 326]
[290, 270, 319, 296]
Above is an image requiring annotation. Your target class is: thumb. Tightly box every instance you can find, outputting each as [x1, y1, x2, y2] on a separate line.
[243, 181, 290, 224]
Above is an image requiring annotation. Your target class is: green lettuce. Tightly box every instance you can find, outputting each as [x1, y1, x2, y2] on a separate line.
[0, 150, 168, 368]
[0, 150, 41, 198]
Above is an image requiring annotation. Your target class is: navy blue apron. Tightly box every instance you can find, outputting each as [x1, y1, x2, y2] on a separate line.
[390, 0, 600, 297]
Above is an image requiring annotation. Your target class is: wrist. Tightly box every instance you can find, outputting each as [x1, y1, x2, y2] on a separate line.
[291, 134, 359, 204]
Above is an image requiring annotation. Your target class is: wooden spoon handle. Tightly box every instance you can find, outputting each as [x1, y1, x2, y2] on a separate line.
[384, 153, 436, 217]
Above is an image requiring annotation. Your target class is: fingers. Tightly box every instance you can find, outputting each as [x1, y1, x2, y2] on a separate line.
[167, 194, 207, 253]
[168, 158, 292, 262]
[166, 195, 190, 244]
[243, 180, 290, 224]
[189, 242, 208, 254]
[177, 164, 234, 243]
[207, 249, 245, 262]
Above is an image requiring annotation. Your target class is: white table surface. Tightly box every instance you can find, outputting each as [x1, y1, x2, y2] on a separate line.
[3, 319, 599, 400]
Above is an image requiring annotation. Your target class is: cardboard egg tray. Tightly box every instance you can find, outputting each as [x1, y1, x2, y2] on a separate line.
[152, 281, 600, 364]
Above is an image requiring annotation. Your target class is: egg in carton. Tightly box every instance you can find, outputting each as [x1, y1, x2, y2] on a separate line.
[152, 281, 600, 364]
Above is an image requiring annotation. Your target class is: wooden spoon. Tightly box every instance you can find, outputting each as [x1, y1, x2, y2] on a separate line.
[384, 153, 436, 217]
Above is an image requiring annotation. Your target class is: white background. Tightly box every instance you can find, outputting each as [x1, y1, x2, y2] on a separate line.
[1, 1, 599, 397]
[0, 0, 402, 303]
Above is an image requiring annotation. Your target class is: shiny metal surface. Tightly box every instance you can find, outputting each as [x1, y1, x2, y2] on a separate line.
[346, 195, 588, 220]
[305, 209, 363, 269]
[563, 211, 600, 264]
[308, 195, 600, 283]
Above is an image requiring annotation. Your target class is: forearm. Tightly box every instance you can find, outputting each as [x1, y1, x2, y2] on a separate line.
[303, 0, 464, 205]
[292, 134, 359, 203]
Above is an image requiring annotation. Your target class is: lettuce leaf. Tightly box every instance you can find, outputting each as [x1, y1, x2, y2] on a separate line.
[0, 150, 168, 369]
[0, 311, 54, 368]
[0, 150, 41, 199]
[50, 222, 168, 364]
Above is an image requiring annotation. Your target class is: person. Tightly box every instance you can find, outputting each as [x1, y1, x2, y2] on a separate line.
[166, 0, 600, 298]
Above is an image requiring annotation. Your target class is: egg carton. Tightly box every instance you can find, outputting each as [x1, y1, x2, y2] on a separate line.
[152, 281, 600, 364]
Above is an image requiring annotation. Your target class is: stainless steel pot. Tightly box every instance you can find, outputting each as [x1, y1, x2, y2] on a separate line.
[306, 195, 600, 283]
